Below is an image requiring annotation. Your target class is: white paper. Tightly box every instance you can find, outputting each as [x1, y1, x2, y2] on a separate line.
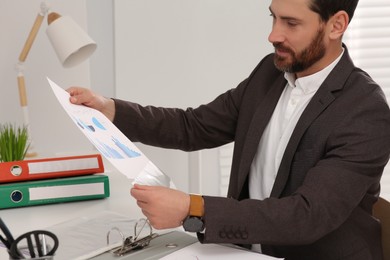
[47, 78, 171, 187]
[159, 242, 283, 260]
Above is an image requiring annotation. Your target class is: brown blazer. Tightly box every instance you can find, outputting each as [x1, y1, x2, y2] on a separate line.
[113, 46, 390, 260]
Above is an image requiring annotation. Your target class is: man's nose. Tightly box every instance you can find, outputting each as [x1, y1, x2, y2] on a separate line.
[268, 25, 285, 44]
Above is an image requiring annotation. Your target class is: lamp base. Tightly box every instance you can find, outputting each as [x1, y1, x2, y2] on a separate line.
[25, 140, 38, 158]
[25, 151, 38, 158]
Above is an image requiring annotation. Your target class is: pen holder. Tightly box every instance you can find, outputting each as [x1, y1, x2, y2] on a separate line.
[6, 230, 58, 260]
[1, 218, 58, 260]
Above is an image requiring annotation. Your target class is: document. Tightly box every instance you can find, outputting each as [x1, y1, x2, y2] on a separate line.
[160, 242, 283, 260]
[47, 78, 171, 187]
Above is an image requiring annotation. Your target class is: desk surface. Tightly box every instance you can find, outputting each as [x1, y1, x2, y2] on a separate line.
[0, 162, 281, 260]
[0, 165, 145, 259]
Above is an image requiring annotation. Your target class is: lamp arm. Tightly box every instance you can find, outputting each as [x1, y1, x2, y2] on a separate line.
[18, 14, 45, 62]
[15, 3, 49, 158]
[18, 3, 49, 62]
[16, 11, 45, 107]
[17, 75, 27, 108]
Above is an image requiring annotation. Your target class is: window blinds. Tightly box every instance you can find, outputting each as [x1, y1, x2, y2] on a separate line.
[344, 0, 390, 100]
[344, 0, 390, 200]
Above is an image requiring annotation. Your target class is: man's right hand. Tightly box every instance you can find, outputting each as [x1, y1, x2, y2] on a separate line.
[67, 86, 116, 122]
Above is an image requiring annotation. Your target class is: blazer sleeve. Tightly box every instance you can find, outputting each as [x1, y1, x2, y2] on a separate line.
[111, 78, 250, 151]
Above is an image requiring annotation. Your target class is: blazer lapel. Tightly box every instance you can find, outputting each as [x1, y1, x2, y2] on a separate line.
[236, 75, 286, 194]
[270, 48, 355, 198]
[270, 86, 335, 197]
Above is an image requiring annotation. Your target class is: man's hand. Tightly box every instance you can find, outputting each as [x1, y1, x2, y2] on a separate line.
[131, 184, 190, 229]
[67, 86, 115, 121]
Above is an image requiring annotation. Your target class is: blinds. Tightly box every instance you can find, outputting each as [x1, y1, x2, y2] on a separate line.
[344, 0, 390, 100]
[344, 0, 390, 200]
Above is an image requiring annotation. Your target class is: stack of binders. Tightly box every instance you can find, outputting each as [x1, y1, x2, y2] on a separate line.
[0, 154, 109, 209]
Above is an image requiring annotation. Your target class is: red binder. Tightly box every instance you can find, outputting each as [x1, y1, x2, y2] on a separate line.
[0, 154, 104, 183]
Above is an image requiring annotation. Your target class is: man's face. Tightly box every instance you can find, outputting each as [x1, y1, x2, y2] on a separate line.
[268, 0, 329, 76]
[273, 26, 326, 73]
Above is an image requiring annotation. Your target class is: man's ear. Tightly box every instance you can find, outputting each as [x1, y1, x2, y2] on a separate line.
[329, 10, 349, 40]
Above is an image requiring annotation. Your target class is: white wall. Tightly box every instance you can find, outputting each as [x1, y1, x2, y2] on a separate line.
[0, 0, 94, 158]
[112, 0, 273, 193]
[86, 0, 115, 99]
[0, 0, 273, 194]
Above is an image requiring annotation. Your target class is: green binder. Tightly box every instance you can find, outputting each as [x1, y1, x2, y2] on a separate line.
[0, 174, 110, 209]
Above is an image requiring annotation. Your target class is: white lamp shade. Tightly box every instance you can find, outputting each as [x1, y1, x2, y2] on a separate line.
[46, 16, 97, 68]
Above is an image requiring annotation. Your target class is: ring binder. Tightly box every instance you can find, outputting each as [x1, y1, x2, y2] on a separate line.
[0, 174, 110, 209]
[107, 218, 159, 256]
[0, 154, 104, 183]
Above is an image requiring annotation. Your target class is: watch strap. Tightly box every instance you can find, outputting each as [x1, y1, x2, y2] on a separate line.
[189, 194, 204, 217]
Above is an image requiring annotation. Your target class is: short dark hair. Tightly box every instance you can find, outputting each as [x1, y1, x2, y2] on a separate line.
[309, 0, 359, 23]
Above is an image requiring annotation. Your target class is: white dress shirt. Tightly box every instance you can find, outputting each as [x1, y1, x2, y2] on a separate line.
[249, 50, 344, 252]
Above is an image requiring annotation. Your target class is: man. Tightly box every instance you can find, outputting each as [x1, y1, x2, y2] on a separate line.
[68, 0, 390, 259]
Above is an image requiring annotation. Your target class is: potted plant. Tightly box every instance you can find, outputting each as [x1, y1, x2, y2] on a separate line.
[0, 123, 30, 162]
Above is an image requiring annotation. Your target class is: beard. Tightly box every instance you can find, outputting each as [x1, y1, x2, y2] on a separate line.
[273, 27, 326, 73]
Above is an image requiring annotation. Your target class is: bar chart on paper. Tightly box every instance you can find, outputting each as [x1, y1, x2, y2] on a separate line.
[47, 78, 171, 187]
[73, 116, 141, 159]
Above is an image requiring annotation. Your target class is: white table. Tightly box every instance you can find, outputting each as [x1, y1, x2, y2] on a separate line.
[0, 164, 281, 260]
[0, 166, 144, 259]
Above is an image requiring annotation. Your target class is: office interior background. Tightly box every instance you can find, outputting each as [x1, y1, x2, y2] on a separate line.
[1, 0, 389, 199]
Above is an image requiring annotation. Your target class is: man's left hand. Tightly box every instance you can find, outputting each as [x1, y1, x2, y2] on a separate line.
[130, 184, 190, 229]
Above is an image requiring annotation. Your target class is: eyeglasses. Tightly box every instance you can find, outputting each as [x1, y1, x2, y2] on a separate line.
[0, 218, 58, 260]
[106, 218, 158, 256]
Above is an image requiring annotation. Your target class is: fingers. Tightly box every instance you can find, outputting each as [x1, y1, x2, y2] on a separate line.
[132, 187, 156, 224]
[67, 87, 83, 104]
[66, 86, 115, 121]
[66, 87, 92, 105]
[66, 86, 77, 95]
[132, 184, 151, 191]
[130, 185, 153, 202]
[130, 186, 189, 230]
[131, 185, 163, 218]
[67, 86, 85, 98]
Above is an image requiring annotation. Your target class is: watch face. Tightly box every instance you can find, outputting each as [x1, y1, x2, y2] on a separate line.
[183, 216, 204, 232]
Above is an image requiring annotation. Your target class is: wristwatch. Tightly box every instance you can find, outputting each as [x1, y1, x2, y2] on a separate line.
[182, 194, 205, 232]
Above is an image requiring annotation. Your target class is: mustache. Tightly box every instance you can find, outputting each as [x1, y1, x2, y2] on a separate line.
[273, 43, 294, 55]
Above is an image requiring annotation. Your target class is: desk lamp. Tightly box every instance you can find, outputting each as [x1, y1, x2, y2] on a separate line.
[16, 2, 97, 157]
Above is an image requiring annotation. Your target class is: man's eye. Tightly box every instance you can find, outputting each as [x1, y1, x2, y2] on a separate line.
[287, 21, 298, 27]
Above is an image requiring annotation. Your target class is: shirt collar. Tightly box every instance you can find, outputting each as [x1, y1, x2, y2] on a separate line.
[284, 48, 345, 95]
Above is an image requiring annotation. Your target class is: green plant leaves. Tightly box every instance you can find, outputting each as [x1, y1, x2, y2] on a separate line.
[0, 124, 30, 162]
